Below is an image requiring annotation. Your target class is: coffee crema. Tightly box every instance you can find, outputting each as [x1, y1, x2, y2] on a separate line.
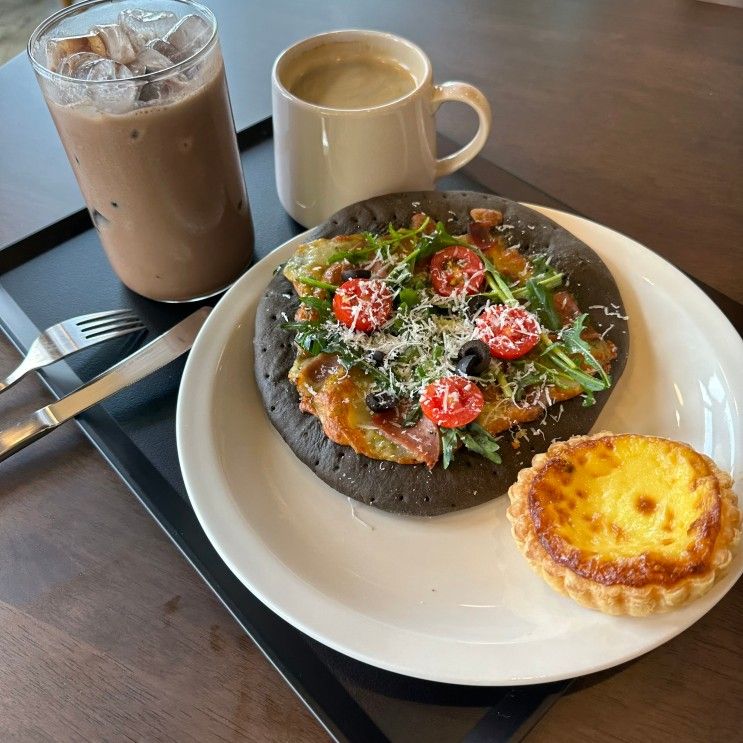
[289, 54, 416, 109]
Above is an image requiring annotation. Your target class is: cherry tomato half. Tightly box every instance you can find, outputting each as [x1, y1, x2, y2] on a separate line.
[430, 246, 485, 296]
[332, 278, 393, 333]
[475, 304, 541, 360]
[420, 376, 485, 428]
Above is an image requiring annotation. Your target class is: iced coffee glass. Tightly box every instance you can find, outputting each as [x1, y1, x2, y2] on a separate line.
[28, 0, 253, 302]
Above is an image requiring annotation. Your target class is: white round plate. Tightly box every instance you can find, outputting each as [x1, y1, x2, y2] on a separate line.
[176, 205, 743, 685]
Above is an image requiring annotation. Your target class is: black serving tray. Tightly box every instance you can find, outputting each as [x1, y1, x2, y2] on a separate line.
[1, 118, 739, 743]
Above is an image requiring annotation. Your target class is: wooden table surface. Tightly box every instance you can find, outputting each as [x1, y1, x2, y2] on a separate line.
[1, 1, 741, 741]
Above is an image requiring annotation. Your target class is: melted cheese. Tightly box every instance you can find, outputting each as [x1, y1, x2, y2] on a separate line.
[532, 435, 719, 561]
[281, 228, 620, 467]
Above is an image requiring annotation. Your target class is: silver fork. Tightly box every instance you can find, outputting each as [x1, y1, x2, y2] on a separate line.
[0, 309, 146, 393]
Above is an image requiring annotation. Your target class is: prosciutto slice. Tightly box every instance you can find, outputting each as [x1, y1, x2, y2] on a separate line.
[372, 409, 441, 469]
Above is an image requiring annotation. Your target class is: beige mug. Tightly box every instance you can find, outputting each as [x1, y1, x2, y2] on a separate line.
[272, 29, 492, 227]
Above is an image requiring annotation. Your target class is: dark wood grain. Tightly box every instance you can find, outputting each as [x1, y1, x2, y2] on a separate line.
[0, 0, 741, 741]
[0, 334, 327, 743]
[527, 580, 743, 743]
[1, 319, 740, 743]
[435, 0, 743, 303]
[1, 0, 741, 301]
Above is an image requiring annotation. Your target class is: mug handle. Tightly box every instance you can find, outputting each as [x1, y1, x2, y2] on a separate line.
[432, 82, 492, 178]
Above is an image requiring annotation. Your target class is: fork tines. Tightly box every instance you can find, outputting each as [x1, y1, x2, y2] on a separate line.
[76, 310, 145, 339]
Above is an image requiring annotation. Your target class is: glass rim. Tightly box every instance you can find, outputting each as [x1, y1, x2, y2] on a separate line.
[27, 0, 218, 85]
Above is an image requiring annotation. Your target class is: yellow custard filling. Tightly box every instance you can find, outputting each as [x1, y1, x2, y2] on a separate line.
[529, 435, 721, 586]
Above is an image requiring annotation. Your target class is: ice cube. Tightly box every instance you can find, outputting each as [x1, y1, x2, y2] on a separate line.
[119, 8, 178, 48]
[129, 39, 177, 75]
[148, 38, 179, 60]
[164, 14, 212, 62]
[90, 23, 137, 64]
[83, 57, 134, 82]
[46, 33, 107, 71]
[58, 52, 133, 83]
[58, 51, 105, 78]
[46, 24, 137, 71]
[52, 52, 137, 110]
[89, 80, 139, 112]
[138, 78, 185, 105]
[82, 60, 138, 112]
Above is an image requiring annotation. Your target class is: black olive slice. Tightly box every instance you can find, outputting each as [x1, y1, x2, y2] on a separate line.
[456, 353, 489, 377]
[465, 295, 489, 317]
[457, 339, 490, 364]
[370, 350, 385, 366]
[365, 390, 397, 412]
[341, 268, 372, 282]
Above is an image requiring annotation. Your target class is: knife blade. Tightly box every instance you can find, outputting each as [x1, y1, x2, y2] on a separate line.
[0, 306, 211, 464]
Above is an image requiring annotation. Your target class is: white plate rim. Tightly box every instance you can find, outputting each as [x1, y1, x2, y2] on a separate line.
[176, 204, 743, 685]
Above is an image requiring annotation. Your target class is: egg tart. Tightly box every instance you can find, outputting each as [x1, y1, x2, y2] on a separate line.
[507, 432, 740, 616]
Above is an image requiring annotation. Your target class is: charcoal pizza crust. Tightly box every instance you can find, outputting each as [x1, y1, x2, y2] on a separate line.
[254, 191, 629, 517]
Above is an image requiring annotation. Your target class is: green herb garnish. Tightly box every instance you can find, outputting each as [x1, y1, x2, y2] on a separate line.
[560, 314, 611, 387]
[440, 423, 502, 469]
[460, 423, 502, 464]
[398, 287, 419, 307]
[581, 390, 597, 407]
[298, 295, 331, 320]
[296, 275, 337, 291]
[387, 222, 465, 282]
[525, 277, 561, 331]
[441, 428, 459, 469]
[469, 247, 517, 305]
[282, 217, 614, 468]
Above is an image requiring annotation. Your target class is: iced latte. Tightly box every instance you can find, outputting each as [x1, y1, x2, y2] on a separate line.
[28, 0, 253, 302]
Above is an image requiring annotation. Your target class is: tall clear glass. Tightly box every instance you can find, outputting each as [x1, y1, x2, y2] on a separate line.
[28, 0, 253, 302]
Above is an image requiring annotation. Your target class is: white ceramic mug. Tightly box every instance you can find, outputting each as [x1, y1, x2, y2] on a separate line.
[272, 29, 492, 227]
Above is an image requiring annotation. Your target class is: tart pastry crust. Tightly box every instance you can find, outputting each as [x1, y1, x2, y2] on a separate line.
[507, 432, 740, 616]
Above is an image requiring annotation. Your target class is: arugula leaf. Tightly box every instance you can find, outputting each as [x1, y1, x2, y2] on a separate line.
[469, 247, 517, 304]
[327, 244, 380, 265]
[441, 428, 459, 469]
[544, 350, 607, 392]
[296, 275, 337, 291]
[415, 221, 465, 261]
[531, 255, 555, 274]
[385, 261, 413, 286]
[461, 424, 502, 464]
[581, 390, 597, 407]
[388, 222, 466, 280]
[298, 295, 331, 320]
[385, 217, 431, 247]
[560, 314, 611, 386]
[329, 218, 435, 267]
[327, 230, 391, 264]
[525, 278, 561, 331]
[288, 323, 326, 356]
[508, 366, 546, 401]
[531, 362, 580, 391]
[510, 254, 563, 300]
[281, 318, 394, 386]
[398, 287, 419, 307]
[439, 423, 502, 468]
[496, 369, 514, 400]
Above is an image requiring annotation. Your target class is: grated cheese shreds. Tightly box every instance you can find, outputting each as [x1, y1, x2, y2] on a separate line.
[589, 304, 629, 321]
[285, 216, 621, 436]
[324, 288, 484, 399]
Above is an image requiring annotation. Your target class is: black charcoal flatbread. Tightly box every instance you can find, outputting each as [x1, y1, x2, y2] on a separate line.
[254, 191, 629, 517]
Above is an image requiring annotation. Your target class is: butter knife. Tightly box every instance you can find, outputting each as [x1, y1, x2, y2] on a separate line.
[0, 307, 211, 464]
